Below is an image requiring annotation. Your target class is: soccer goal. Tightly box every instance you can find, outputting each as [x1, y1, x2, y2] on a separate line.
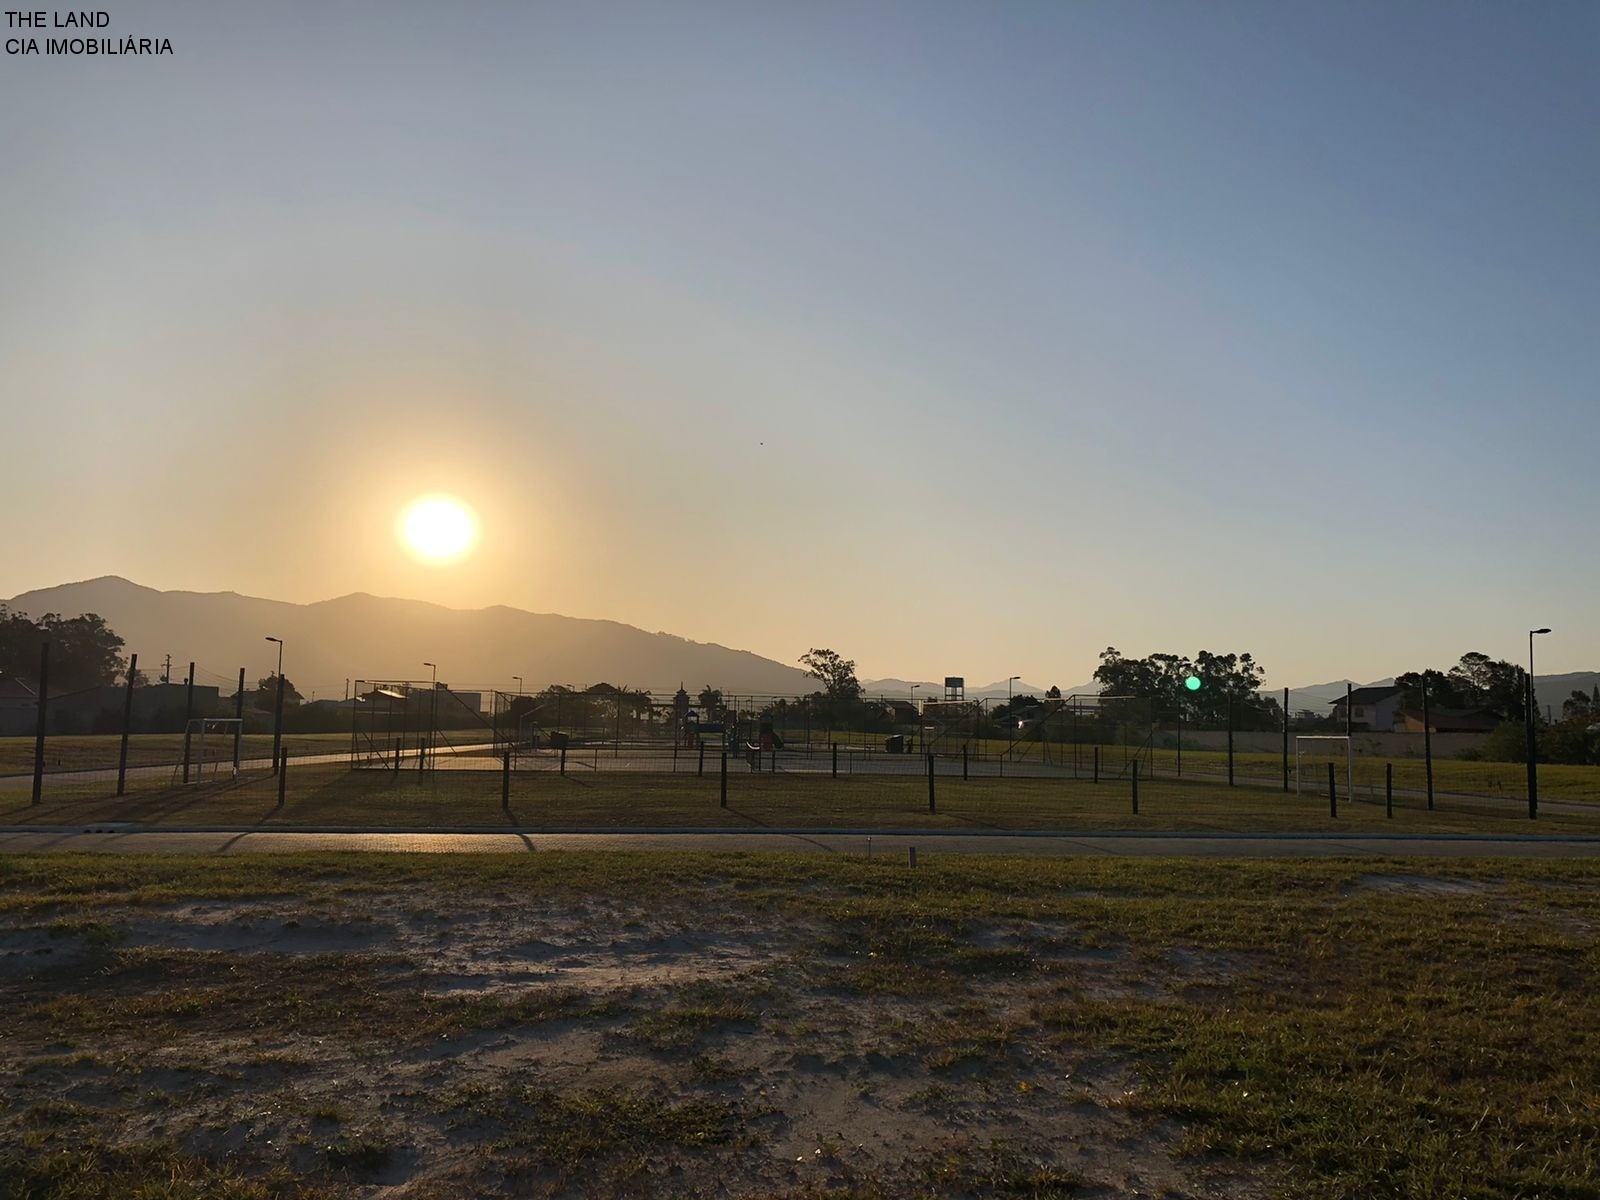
[1295, 735, 1354, 803]
[175, 717, 244, 784]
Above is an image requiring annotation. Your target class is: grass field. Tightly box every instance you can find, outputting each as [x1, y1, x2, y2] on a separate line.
[1, 851, 1597, 1198]
[3, 758, 1595, 835]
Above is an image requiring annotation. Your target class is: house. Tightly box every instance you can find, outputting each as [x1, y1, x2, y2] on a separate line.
[1329, 685, 1405, 732]
[1400, 707, 1502, 734]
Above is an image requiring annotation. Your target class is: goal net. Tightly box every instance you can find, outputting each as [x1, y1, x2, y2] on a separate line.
[1294, 735, 1353, 802]
[176, 718, 244, 784]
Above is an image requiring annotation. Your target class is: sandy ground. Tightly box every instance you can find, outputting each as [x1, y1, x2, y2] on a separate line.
[0, 883, 1287, 1198]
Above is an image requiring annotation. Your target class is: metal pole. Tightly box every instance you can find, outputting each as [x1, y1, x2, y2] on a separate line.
[30, 642, 49, 806]
[1281, 686, 1289, 792]
[233, 666, 245, 770]
[1345, 681, 1353, 807]
[831, 742, 838, 779]
[1526, 633, 1538, 820]
[270, 640, 284, 774]
[962, 743, 968, 781]
[277, 746, 287, 806]
[1328, 760, 1337, 819]
[720, 750, 728, 808]
[1422, 678, 1434, 811]
[1385, 762, 1393, 819]
[927, 752, 935, 813]
[502, 749, 511, 811]
[116, 653, 137, 797]
[1227, 699, 1235, 787]
[1093, 744, 1100, 784]
[182, 662, 195, 784]
[1131, 758, 1139, 814]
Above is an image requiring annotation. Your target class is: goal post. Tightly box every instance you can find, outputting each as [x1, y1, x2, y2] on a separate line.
[177, 718, 245, 784]
[1294, 735, 1353, 803]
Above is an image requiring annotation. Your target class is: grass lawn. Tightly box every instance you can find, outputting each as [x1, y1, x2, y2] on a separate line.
[1, 852, 1597, 1198]
[2, 759, 1594, 834]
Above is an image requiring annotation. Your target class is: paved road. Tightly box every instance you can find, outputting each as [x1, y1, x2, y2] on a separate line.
[3, 827, 1598, 857]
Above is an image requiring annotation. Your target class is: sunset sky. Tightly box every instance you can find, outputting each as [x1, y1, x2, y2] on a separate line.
[2, 1, 1596, 687]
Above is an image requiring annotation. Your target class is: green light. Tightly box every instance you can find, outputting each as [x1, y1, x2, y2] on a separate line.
[1184, 676, 1202, 691]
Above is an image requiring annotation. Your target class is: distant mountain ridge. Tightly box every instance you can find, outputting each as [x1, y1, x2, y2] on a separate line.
[3, 577, 816, 700]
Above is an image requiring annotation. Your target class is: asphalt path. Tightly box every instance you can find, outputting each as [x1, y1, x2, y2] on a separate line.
[3, 827, 1598, 858]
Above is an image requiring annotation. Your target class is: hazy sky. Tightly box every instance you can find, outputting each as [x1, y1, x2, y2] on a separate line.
[3, 1, 1596, 687]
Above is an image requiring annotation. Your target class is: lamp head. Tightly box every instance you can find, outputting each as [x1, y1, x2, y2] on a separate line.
[1532, 628, 1551, 635]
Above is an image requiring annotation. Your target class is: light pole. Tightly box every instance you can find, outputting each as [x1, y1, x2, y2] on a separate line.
[264, 636, 284, 774]
[513, 675, 523, 695]
[1007, 675, 1021, 757]
[1527, 628, 1550, 819]
[423, 662, 438, 770]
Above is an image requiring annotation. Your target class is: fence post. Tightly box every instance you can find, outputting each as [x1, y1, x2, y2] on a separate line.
[1422, 678, 1434, 811]
[1327, 760, 1337, 819]
[30, 642, 48, 806]
[927, 753, 936, 813]
[116, 653, 137, 797]
[233, 666, 245, 771]
[1093, 744, 1100, 784]
[277, 747, 288, 806]
[1176, 713, 1182, 777]
[272, 672, 285, 775]
[560, 745, 567, 776]
[962, 743, 968, 781]
[1227, 699, 1235, 787]
[831, 742, 838, 779]
[502, 750, 511, 811]
[698, 742, 705, 777]
[1131, 758, 1139, 815]
[1385, 762, 1393, 819]
[182, 662, 196, 784]
[720, 750, 728, 808]
[1281, 686, 1290, 792]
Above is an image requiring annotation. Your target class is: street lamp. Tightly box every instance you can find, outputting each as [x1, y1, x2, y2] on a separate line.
[1007, 676, 1021, 755]
[264, 636, 284, 774]
[513, 675, 523, 695]
[1527, 628, 1551, 819]
[423, 662, 438, 771]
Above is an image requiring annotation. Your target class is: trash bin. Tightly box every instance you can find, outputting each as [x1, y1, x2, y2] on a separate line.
[885, 734, 904, 754]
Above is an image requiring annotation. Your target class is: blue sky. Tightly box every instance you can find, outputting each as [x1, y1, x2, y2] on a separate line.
[1, 1, 1595, 686]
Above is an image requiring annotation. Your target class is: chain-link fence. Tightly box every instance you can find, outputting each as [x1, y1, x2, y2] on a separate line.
[5, 664, 1598, 829]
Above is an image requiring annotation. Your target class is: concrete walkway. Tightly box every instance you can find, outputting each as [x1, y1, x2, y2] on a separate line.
[3, 827, 1598, 857]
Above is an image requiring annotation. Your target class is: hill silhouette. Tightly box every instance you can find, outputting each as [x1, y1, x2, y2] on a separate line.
[3, 577, 816, 700]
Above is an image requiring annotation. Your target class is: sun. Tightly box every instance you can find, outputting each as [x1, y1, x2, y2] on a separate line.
[397, 494, 479, 564]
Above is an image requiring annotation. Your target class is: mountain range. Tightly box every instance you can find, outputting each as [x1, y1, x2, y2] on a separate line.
[3, 577, 815, 700]
[4, 577, 1596, 714]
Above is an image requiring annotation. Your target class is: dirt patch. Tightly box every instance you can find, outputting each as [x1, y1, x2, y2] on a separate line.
[1349, 873, 1493, 897]
[0, 892, 1274, 1198]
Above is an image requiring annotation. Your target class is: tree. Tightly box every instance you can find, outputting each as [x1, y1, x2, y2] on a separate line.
[0, 606, 128, 692]
[697, 686, 724, 713]
[1395, 668, 1471, 711]
[1092, 647, 1270, 725]
[800, 648, 862, 704]
[251, 673, 303, 711]
[1448, 652, 1527, 721]
[1396, 653, 1528, 720]
[1564, 690, 1596, 719]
